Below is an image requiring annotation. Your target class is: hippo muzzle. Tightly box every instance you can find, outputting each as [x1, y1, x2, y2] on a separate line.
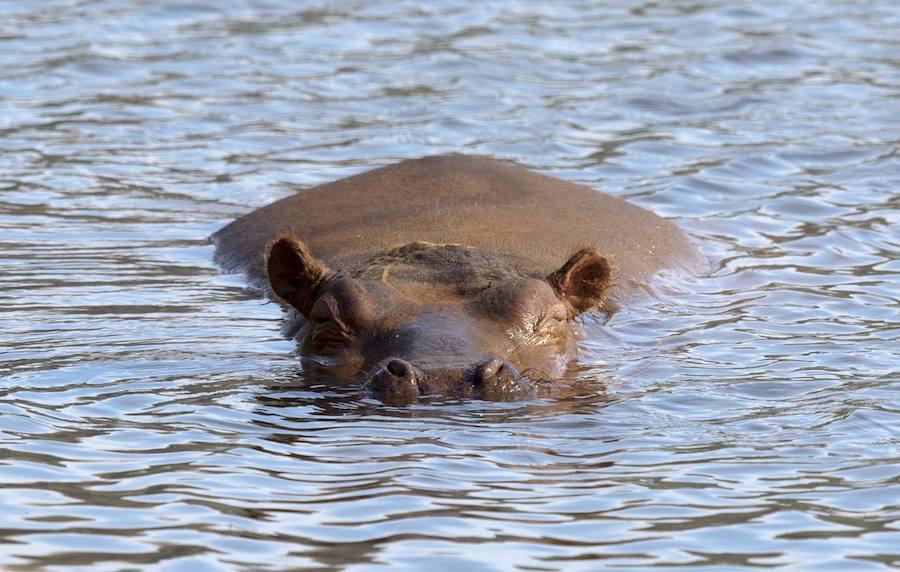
[367, 356, 531, 405]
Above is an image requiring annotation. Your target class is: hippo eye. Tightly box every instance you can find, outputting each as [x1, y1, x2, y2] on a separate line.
[532, 308, 567, 334]
[309, 296, 354, 335]
[312, 321, 350, 347]
[309, 296, 339, 324]
[310, 317, 355, 356]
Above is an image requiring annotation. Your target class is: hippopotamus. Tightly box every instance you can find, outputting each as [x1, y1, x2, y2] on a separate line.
[213, 155, 702, 404]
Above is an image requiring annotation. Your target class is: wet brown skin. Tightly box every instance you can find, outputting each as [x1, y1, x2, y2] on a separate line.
[213, 155, 704, 404]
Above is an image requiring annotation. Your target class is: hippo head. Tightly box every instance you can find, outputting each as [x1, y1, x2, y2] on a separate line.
[266, 237, 612, 405]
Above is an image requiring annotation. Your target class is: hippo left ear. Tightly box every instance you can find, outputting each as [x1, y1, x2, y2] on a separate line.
[547, 248, 612, 315]
[266, 236, 331, 317]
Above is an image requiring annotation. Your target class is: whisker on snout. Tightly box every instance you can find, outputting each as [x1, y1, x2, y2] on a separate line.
[515, 367, 558, 389]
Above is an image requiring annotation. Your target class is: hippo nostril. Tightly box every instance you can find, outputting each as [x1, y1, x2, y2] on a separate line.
[386, 358, 414, 379]
[367, 359, 420, 406]
[467, 358, 529, 401]
[473, 357, 506, 385]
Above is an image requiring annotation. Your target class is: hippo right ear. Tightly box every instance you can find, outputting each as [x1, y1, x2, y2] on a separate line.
[547, 248, 612, 316]
[266, 236, 331, 316]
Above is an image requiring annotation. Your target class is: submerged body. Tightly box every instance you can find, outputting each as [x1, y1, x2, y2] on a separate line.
[214, 155, 702, 404]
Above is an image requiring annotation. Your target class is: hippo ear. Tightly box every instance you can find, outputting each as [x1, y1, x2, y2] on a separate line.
[547, 248, 612, 315]
[266, 236, 331, 316]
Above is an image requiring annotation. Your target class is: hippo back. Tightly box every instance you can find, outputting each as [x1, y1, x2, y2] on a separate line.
[213, 155, 703, 298]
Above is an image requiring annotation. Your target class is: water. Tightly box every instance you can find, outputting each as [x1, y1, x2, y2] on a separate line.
[1, 0, 898, 570]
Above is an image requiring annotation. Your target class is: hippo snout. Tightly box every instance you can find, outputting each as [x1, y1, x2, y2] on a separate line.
[366, 356, 535, 405]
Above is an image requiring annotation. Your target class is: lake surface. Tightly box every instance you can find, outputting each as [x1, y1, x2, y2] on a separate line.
[1, 1, 898, 570]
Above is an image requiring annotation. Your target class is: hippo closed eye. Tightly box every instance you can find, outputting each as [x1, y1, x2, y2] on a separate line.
[212, 155, 703, 404]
